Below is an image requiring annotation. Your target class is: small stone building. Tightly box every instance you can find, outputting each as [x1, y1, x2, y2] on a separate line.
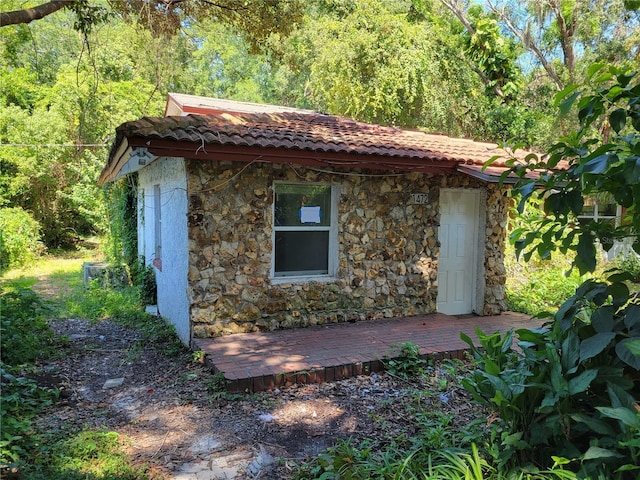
[99, 94, 513, 346]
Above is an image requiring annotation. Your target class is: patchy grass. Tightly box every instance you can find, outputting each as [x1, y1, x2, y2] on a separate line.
[1, 239, 103, 313]
[0, 246, 158, 479]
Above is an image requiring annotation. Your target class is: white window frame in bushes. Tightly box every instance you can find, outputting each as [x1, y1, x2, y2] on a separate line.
[577, 198, 621, 227]
[271, 182, 339, 281]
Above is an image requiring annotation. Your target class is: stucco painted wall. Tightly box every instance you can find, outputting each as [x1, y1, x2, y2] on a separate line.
[186, 160, 509, 337]
[138, 156, 190, 344]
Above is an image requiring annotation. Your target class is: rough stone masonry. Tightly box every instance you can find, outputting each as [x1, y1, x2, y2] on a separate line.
[186, 160, 509, 337]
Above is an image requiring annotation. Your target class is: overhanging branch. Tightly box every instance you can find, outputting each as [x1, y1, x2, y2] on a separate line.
[1, 0, 74, 27]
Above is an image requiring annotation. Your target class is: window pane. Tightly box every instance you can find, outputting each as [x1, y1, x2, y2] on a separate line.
[275, 184, 331, 226]
[582, 203, 595, 217]
[599, 203, 617, 217]
[275, 231, 329, 275]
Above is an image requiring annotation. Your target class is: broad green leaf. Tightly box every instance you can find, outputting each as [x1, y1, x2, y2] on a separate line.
[539, 391, 560, 411]
[502, 431, 528, 449]
[565, 189, 584, 215]
[591, 306, 614, 333]
[596, 406, 640, 429]
[623, 158, 640, 181]
[616, 70, 637, 87]
[581, 154, 610, 175]
[607, 377, 637, 408]
[615, 339, 640, 369]
[551, 456, 571, 467]
[579, 332, 616, 362]
[483, 374, 514, 401]
[570, 413, 616, 436]
[460, 331, 475, 349]
[609, 108, 627, 133]
[557, 89, 582, 116]
[568, 369, 597, 395]
[607, 282, 630, 308]
[607, 271, 635, 283]
[586, 63, 605, 81]
[624, 304, 640, 330]
[483, 154, 502, 169]
[575, 233, 597, 275]
[484, 356, 501, 376]
[561, 331, 580, 374]
[516, 328, 549, 346]
[550, 359, 568, 394]
[582, 446, 623, 460]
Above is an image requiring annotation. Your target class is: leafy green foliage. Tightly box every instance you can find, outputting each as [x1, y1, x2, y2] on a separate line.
[103, 177, 146, 291]
[468, 65, 640, 478]
[138, 264, 157, 306]
[504, 65, 640, 273]
[383, 342, 428, 380]
[612, 253, 640, 282]
[0, 207, 45, 272]
[505, 198, 585, 315]
[0, 285, 54, 365]
[0, 284, 58, 470]
[462, 14, 521, 101]
[461, 278, 640, 477]
[1, 364, 59, 471]
[23, 428, 150, 480]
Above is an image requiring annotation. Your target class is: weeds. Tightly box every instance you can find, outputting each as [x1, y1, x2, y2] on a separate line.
[383, 342, 428, 380]
[0, 284, 61, 472]
[0, 251, 180, 478]
[0, 285, 55, 365]
[23, 429, 150, 479]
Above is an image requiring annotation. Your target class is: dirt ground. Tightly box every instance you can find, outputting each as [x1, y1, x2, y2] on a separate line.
[35, 317, 481, 479]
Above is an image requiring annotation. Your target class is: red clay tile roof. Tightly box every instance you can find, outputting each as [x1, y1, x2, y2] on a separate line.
[101, 110, 524, 185]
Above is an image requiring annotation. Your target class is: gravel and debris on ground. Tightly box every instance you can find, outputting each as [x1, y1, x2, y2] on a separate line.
[35, 317, 483, 479]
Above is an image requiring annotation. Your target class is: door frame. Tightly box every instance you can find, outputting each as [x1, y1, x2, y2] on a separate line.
[437, 187, 487, 315]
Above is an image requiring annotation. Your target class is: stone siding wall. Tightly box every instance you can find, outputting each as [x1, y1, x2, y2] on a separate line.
[186, 160, 508, 337]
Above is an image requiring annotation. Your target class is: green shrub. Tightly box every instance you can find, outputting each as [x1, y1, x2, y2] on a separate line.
[461, 274, 640, 478]
[0, 285, 54, 365]
[138, 263, 157, 306]
[506, 264, 584, 315]
[0, 286, 59, 470]
[0, 207, 45, 272]
[612, 253, 640, 283]
[0, 364, 59, 471]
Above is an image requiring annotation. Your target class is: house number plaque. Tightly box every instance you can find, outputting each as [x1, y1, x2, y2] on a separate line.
[411, 193, 429, 205]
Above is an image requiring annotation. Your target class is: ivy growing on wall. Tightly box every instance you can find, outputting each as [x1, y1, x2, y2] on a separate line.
[104, 175, 140, 280]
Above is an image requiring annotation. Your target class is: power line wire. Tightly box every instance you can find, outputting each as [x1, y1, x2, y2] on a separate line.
[0, 143, 109, 147]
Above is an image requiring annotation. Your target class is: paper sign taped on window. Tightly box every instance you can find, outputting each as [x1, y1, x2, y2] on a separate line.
[300, 206, 322, 223]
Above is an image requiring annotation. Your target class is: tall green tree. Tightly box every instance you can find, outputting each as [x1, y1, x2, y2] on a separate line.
[267, 0, 537, 141]
[436, 0, 640, 90]
[0, 9, 165, 246]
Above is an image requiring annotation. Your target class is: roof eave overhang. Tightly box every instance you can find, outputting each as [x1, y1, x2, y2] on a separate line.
[98, 137, 131, 186]
[456, 164, 518, 184]
[99, 136, 461, 185]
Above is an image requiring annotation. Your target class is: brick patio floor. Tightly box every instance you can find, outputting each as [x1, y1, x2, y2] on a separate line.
[192, 312, 539, 392]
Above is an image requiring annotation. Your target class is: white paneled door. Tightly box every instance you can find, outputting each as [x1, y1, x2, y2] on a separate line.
[437, 189, 481, 315]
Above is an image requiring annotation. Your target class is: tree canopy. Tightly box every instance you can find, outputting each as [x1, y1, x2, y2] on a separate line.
[0, 0, 638, 257]
[1, 0, 305, 49]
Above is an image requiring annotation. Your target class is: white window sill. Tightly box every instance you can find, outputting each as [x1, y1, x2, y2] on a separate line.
[270, 275, 338, 285]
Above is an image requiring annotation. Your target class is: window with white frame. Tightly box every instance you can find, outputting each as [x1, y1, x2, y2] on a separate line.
[272, 183, 337, 278]
[154, 184, 162, 260]
[577, 197, 621, 228]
